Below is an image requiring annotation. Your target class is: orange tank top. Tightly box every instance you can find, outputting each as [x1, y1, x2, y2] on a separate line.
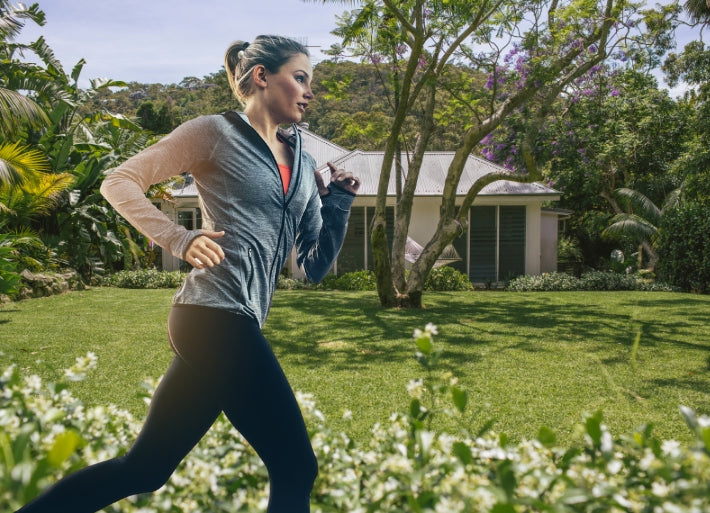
[277, 164, 291, 195]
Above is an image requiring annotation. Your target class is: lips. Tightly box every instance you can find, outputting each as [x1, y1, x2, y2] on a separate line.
[297, 102, 308, 112]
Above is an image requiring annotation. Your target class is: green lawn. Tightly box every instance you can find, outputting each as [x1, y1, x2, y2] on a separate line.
[2, 288, 709, 445]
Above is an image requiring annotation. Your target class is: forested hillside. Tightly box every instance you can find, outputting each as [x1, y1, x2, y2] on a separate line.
[83, 60, 475, 151]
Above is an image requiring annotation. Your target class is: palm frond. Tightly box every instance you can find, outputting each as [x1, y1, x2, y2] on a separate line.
[0, 141, 50, 186]
[602, 213, 658, 242]
[0, 172, 75, 221]
[684, 0, 710, 23]
[661, 187, 682, 213]
[614, 188, 662, 226]
[0, 1, 45, 39]
[0, 87, 49, 138]
[0, 10, 22, 40]
[30, 36, 65, 75]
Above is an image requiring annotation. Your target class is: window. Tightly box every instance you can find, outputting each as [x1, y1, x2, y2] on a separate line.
[468, 205, 526, 283]
[336, 206, 394, 275]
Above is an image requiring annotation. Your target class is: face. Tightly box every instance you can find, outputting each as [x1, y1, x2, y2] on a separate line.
[262, 53, 314, 124]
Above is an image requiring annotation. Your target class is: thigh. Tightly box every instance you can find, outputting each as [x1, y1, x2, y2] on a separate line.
[124, 355, 221, 469]
[217, 319, 312, 469]
[168, 305, 312, 467]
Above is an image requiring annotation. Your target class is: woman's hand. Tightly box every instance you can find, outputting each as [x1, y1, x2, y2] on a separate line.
[315, 161, 361, 196]
[184, 230, 226, 269]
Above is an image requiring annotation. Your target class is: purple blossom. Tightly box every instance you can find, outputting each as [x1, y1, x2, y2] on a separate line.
[369, 53, 383, 65]
[417, 56, 427, 69]
[610, 88, 620, 97]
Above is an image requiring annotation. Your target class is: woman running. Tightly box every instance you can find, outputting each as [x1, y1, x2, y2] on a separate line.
[16, 34, 359, 513]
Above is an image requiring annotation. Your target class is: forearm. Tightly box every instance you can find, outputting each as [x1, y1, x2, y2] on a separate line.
[297, 185, 355, 283]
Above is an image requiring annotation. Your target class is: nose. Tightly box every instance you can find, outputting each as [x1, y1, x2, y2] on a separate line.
[304, 85, 314, 100]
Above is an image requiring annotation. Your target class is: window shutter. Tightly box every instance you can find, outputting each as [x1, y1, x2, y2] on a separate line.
[469, 206, 497, 282]
[499, 206, 526, 279]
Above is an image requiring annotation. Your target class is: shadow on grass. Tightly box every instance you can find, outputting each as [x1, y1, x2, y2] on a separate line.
[265, 290, 710, 395]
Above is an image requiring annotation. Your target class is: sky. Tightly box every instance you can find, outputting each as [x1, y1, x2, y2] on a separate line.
[14, 0, 706, 94]
[17, 0, 349, 86]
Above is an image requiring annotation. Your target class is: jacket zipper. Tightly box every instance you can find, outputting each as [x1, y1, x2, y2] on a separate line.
[222, 112, 297, 292]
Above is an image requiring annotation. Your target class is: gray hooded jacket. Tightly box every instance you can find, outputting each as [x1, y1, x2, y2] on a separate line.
[101, 111, 354, 326]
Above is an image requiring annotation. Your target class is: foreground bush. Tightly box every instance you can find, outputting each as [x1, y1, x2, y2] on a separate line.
[3, 327, 708, 512]
[507, 271, 677, 292]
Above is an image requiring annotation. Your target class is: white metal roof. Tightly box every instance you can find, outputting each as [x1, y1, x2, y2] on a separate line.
[171, 127, 559, 198]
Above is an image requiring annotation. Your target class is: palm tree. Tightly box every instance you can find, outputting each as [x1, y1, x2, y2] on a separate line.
[1, 1, 50, 185]
[602, 187, 682, 271]
[684, 0, 710, 24]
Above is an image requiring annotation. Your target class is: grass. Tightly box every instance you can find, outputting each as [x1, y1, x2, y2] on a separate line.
[2, 287, 709, 446]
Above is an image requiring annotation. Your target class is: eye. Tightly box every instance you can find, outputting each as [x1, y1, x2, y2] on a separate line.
[295, 74, 308, 84]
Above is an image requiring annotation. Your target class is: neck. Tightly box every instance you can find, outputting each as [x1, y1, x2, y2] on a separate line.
[243, 104, 279, 145]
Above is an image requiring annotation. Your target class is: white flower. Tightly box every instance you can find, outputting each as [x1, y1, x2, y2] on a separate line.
[652, 480, 670, 498]
[406, 378, 425, 399]
[661, 439, 682, 458]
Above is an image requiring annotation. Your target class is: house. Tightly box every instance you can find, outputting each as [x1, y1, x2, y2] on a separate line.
[160, 127, 563, 285]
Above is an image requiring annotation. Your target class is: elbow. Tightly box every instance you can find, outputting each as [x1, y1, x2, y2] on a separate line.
[305, 266, 327, 285]
[99, 170, 119, 201]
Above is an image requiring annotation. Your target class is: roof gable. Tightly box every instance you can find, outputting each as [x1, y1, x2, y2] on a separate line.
[171, 125, 559, 198]
[322, 149, 559, 197]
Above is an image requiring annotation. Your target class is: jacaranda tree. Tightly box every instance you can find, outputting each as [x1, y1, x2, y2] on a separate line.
[308, 0, 678, 307]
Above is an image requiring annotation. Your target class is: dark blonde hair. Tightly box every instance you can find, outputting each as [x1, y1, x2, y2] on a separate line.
[224, 35, 309, 102]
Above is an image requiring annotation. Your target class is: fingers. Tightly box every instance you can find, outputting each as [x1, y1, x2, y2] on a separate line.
[326, 162, 360, 194]
[314, 167, 329, 196]
[185, 234, 225, 269]
[201, 230, 226, 240]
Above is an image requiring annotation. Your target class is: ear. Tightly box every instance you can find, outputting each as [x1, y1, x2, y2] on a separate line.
[252, 64, 268, 89]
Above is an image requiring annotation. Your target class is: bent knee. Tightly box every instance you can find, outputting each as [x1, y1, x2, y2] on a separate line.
[117, 454, 175, 494]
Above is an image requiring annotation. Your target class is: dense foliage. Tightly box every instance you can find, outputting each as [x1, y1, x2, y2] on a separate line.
[2, 325, 709, 512]
[656, 202, 710, 293]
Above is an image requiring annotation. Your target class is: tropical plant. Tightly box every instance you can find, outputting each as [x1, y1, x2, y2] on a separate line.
[602, 187, 681, 271]
[0, 1, 50, 186]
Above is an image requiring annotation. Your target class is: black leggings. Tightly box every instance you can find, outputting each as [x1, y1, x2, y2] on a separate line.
[16, 304, 318, 513]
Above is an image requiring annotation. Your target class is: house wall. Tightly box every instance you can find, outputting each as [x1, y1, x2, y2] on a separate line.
[540, 211, 559, 273]
[164, 195, 558, 280]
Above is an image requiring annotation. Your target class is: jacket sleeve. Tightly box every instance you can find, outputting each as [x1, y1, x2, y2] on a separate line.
[100, 116, 216, 259]
[296, 183, 355, 283]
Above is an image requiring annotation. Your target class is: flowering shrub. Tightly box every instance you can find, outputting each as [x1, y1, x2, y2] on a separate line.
[277, 275, 312, 290]
[3, 326, 709, 512]
[317, 270, 378, 291]
[424, 266, 474, 291]
[104, 269, 186, 289]
[507, 271, 677, 292]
